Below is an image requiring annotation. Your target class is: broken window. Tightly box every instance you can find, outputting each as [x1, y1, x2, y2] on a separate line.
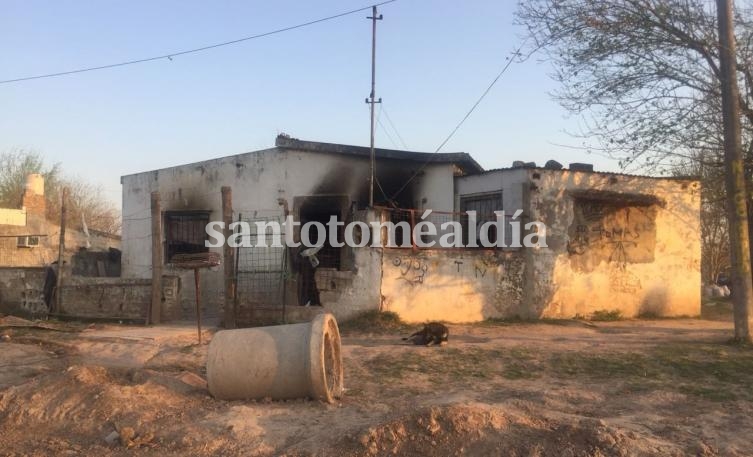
[164, 211, 210, 263]
[460, 192, 502, 246]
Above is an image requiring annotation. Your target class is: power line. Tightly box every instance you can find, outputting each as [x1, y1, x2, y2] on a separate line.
[390, 42, 525, 200]
[376, 105, 399, 148]
[0, 0, 398, 85]
[381, 104, 408, 149]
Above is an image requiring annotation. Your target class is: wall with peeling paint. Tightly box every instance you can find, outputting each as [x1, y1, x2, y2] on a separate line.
[454, 167, 701, 319]
[526, 169, 701, 318]
[380, 249, 525, 323]
[120, 147, 452, 320]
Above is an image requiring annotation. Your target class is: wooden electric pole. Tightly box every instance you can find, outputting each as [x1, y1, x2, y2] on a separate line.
[717, 0, 753, 342]
[221, 186, 236, 329]
[366, 5, 382, 208]
[150, 191, 163, 325]
[53, 187, 67, 314]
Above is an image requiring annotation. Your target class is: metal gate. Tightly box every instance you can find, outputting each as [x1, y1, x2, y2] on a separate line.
[234, 215, 288, 325]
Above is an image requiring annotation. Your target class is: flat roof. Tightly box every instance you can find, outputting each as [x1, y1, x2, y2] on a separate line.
[461, 166, 699, 182]
[121, 135, 484, 181]
[274, 136, 483, 174]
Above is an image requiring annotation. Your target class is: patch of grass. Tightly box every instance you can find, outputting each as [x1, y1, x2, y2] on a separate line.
[549, 344, 753, 401]
[589, 309, 623, 321]
[339, 310, 411, 334]
[364, 346, 541, 384]
[481, 316, 576, 327]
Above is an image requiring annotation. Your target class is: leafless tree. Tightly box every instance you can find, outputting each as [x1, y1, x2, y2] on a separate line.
[0, 149, 120, 235]
[517, 0, 753, 339]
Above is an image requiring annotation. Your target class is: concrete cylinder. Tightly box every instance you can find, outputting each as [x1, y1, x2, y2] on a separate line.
[206, 313, 343, 403]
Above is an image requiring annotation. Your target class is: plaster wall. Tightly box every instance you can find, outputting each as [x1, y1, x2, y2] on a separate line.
[380, 249, 525, 323]
[525, 169, 701, 318]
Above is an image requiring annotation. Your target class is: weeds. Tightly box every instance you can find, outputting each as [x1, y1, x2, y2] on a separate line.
[339, 310, 411, 334]
[589, 310, 623, 321]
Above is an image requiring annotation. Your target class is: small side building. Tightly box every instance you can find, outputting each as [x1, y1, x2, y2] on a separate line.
[455, 164, 701, 318]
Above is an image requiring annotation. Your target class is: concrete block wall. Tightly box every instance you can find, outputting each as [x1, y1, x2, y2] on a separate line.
[0, 267, 48, 317]
[59, 276, 180, 321]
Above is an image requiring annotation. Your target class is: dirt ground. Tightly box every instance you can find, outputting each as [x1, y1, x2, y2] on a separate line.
[1, 303, 752, 456]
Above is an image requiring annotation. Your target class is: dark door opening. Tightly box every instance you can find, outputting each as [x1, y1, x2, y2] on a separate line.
[295, 196, 348, 306]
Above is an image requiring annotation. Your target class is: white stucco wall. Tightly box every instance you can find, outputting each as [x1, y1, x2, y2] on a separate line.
[455, 168, 528, 214]
[120, 147, 456, 320]
[414, 164, 456, 212]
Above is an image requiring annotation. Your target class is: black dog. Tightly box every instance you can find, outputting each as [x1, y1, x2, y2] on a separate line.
[402, 322, 449, 346]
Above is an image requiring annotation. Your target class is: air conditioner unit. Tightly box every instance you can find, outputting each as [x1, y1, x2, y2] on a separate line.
[17, 235, 40, 248]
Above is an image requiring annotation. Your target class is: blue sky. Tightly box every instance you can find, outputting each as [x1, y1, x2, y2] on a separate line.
[0, 0, 617, 207]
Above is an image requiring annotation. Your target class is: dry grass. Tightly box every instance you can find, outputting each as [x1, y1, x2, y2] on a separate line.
[363, 341, 753, 402]
[339, 310, 412, 335]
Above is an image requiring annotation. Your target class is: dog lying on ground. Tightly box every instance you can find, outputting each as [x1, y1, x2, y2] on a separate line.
[402, 322, 449, 346]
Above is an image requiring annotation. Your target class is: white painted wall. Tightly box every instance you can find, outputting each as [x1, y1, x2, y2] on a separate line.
[0, 209, 26, 226]
[120, 147, 457, 319]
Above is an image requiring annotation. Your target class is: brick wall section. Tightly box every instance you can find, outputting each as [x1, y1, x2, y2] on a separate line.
[21, 193, 46, 216]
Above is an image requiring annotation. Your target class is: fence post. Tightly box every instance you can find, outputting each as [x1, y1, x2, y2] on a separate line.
[409, 209, 417, 252]
[150, 191, 162, 325]
[53, 187, 67, 314]
[222, 186, 236, 329]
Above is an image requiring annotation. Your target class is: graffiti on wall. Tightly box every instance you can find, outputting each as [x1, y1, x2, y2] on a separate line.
[567, 200, 657, 292]
[392, 256, 429, 284]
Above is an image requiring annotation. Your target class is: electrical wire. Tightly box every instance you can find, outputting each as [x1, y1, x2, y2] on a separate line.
[376, 105, 399, 148]
[381, 104, 408, 149]
[390, 41, 526, 200]
[0, 0, 398, 85]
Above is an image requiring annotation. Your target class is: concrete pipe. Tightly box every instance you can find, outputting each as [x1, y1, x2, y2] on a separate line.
[206, 313, 343, 403]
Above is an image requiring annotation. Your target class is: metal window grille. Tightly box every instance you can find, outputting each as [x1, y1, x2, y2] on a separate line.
[460, 193, 503, 246]
[164, 211, 210, 262]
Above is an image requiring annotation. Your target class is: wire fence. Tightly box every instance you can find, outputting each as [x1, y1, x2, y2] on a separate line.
[374, 206, 519, 250]
[234, 214, 288, 323]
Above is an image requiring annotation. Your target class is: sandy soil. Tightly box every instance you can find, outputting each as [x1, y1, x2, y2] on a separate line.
[1, 308, 752, 456]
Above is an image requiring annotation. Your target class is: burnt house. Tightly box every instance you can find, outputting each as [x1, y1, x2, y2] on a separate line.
[120, 135, 701, 325]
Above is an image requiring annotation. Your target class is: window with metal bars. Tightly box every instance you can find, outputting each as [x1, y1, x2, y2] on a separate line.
[164, 211, 210, 263]
[460, 192, 502, 246]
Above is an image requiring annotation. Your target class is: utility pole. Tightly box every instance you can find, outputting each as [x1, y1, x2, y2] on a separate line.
[53, 187, 67, 314]
[150, 191, 163, 325]
[221, 186, 236, 329]
[366, 5, 382, 208]
[717, 0, 753, 342]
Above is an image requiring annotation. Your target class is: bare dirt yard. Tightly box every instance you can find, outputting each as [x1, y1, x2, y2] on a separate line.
[1, 303, 752, 456]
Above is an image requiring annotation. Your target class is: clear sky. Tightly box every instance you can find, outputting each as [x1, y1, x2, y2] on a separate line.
[0, 0, 619, 208]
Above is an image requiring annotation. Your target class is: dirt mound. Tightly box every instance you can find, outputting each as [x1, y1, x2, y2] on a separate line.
[330, 403, 667, 457]
[0, 364, 225, 455]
